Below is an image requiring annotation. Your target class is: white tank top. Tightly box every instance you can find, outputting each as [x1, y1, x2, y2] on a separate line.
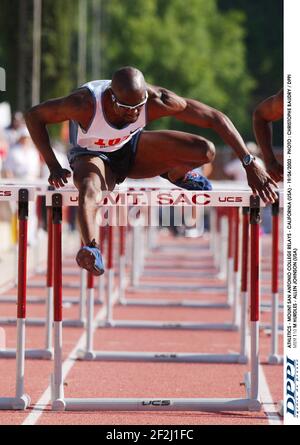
[70, 80, 146, 153]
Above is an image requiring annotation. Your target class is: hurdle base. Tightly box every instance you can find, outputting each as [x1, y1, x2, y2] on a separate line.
[77, 349, 96, 361]
[268, 354, 284, 365]
[62, 319, 85, 328]
[243, 372, 261, 412]
[53, 397, 261, 412]
[260, 322, 283, 331]
[52, 398, 66, 411]
[237, 354, 248, 364]
[76, 350, 245, 363]
[261, 302, 283, 311]
[0, 296, 103, 306]
[119, 298, 230, 309]
[97, 320, 239, 331]
[0, 394, 31, 410]
[264, 328, 283, 336]
[28, 281, 81, 289]
[0, 348, 53, 360]
[277, 400, 284, 417]
[0, 317, 85, 328]
[127, 285, 226, 294]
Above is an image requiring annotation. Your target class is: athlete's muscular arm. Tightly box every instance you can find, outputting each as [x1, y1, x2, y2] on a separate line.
[147, 84, 278, 203]
[146, 84, 187, 118]
[253, 89, 283, 182]
[25, 89, 93, 187]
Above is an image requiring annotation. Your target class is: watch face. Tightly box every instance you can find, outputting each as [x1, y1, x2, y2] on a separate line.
[244, 154, 252, 165]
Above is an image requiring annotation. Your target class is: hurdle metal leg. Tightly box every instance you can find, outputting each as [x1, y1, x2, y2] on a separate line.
[50, 194, 65, 409]
[243, 196, 262, 410]
[268, 201, 283, 364]
[118, 225, 127, 304]
[239, 208, 250, 363]
[232, 208, 241, 327]
[0, 189, 31, 409]
[218, 215, 228, 280]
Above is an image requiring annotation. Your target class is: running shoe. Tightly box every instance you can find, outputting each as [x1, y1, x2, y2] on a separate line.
[161, 168, 212, 191]
[76, 242, 105, 276]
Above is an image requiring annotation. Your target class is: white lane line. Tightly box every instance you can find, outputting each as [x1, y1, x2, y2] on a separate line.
[259, 365, 283, 425]
[22, 293, 116, 425]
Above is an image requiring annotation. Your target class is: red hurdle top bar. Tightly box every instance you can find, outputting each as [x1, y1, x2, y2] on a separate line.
[0, 186, 36, 202]
[45, 188, 284, 208]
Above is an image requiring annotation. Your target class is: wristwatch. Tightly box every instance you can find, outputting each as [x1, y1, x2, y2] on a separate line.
[242, 154, 256, 167]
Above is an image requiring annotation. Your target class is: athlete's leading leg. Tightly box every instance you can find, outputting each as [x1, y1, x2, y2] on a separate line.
[72, 155, 116, 275]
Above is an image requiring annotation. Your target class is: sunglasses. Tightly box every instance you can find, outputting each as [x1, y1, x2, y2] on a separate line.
[111, 90, 148, 110]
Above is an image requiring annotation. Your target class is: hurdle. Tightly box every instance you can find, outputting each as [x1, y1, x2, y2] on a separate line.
[98, 188, 241, 330]
[78, 208, 249, 364]
[0, 203, 86, 329]
[0, 186, 53, 360]
[121, 182, 247, 308]
[50, 189, 280, 412]
[44, 187, 237, 332]
[77, 193, 252, 363]
[99, 200, 241, 331]
[0, 187, 32, 409]
[118, 208, 231, 309]
[0, 181, 93, 316]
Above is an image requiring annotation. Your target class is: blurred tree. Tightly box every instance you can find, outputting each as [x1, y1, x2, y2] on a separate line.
[0, 0, 32, 112]
[103, 0, 254, 139]
[218, 0, 283, 144]
[0, 0, 282, 144]
[41, 0, 78, 101]
[219, 0, 283, 100]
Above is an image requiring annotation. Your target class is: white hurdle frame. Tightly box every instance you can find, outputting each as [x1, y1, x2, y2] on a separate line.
[78, 207, 248, 364]
[98, 205, 240, 331]
[0, 204, 86, 329]
[0, 187, 33, 409]
[88, 198, 282, 365]
[48, 187, 283, 412]
[118, 208, 231, 309]
[0, 183, 91, 329]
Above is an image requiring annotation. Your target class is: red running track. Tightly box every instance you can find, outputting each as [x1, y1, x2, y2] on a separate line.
[0, 229, 283, 425]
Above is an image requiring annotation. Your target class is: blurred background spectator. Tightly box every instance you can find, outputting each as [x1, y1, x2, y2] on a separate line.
[0, 128, 9, 177]
[3, 127, 41, 180]
[4, 111, 27, 147]
[2, 127, 41, 245]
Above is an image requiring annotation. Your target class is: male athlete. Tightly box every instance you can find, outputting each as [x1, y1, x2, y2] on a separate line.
[253, 88, 283, 182]
[25, 66, 278, 276]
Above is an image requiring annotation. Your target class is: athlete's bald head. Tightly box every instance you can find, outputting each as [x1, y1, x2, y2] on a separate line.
[111, 67, 146, 104]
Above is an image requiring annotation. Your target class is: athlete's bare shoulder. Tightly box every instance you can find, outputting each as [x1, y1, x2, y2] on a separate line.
[254, 88, 283, 122]
[146, 83, 187, 121]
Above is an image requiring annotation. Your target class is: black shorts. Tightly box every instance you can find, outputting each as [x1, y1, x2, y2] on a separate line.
[67, 130, 142, 184]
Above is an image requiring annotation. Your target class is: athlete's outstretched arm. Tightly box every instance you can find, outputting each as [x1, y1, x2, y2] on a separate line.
[253, 89, 283, 182]
[146, 84, 278, 203]
[25, 89, 92, 187]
